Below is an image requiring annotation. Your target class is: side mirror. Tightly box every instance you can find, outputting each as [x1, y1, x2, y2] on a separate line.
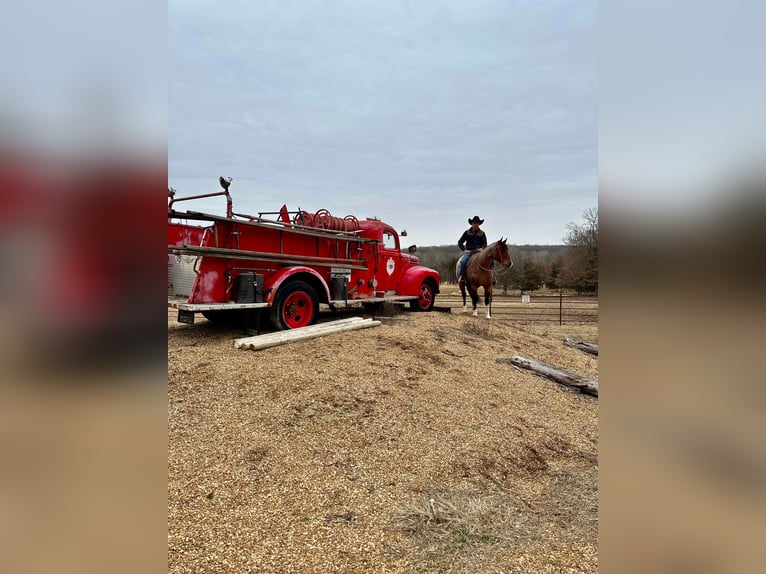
[400, 229, 407, 236]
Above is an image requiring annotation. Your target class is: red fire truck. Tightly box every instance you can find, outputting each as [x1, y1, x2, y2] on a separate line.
[168, 179, 440, 330]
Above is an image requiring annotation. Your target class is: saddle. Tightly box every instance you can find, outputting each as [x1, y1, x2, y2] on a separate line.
[458, 251, 496, 284]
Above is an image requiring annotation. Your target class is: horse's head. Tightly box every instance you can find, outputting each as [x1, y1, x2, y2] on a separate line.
[495, 237, 513, 268]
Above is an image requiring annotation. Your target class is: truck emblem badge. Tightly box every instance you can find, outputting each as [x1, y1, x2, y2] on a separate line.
[386, 257, 395, 276]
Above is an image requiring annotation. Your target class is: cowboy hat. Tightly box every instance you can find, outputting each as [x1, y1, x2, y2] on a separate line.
[468, 216, 484, 225]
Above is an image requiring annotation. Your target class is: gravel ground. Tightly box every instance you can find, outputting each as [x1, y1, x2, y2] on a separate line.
[168, 307, 598, 573]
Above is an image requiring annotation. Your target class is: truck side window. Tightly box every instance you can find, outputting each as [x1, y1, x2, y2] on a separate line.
[383, 231, 397, 250]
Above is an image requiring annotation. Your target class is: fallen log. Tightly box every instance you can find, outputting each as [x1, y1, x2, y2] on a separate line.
[497, 355, 598, 397]
[234, 317, 381, 351]
[563, 337, 598, 356]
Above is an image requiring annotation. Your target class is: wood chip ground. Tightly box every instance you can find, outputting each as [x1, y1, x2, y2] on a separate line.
[168, 307, 598, 573]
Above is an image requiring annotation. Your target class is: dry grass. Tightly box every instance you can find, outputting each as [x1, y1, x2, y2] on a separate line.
[168, 307, 598, 573]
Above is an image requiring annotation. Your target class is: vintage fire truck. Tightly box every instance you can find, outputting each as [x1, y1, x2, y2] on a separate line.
[168, 179, 440, 330]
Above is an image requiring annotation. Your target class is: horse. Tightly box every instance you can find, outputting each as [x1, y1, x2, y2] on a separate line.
[456, 238, 513, 318]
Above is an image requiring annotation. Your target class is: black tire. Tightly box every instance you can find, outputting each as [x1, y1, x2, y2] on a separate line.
[270, 281, 319, 330]
[410, 279, 436, 312]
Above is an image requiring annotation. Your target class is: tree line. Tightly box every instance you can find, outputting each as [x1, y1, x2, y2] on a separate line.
[410, 208, 598, 294]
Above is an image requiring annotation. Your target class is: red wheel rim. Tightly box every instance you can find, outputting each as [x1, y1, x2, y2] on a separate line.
[418, 284, 433, 309]
[281, 291, 314, 328]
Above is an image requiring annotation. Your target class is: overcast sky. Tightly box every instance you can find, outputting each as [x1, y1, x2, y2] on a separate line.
[169, 0, 596, 247]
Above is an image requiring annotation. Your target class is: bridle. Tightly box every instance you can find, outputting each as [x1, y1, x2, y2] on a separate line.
[477, 243, 498, 272]
[480, 243, 512, 272]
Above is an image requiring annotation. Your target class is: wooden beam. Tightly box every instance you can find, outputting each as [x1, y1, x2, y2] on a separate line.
[563, 337, 599, 356]
[234, 317, 381, 351]
[497, 355, 598, 397]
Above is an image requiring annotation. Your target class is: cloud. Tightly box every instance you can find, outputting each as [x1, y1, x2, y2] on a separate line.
[169, 0, 597, 245]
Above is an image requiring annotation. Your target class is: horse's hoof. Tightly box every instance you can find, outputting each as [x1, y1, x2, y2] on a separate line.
[472, 311, 478, 317]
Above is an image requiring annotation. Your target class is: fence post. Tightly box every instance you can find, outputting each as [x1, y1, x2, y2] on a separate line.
[559, 290, 563, 325]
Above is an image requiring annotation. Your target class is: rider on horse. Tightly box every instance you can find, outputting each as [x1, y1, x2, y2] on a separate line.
[457, 216, 487, 282]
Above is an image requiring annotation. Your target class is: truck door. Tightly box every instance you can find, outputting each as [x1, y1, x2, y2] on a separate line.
[376, 227, 406, 293]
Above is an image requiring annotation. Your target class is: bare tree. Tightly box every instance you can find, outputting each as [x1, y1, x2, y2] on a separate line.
[566, 207, 598, 254]
[562, 208, 598, 293]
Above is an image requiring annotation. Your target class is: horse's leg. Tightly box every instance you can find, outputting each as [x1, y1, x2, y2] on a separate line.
[485, 286, 492, 319]
[457, 261, 467, 312]
[470, 287, 479, 317]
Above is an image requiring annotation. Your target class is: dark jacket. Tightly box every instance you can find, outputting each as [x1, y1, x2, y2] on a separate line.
[458, 228, 487, 252]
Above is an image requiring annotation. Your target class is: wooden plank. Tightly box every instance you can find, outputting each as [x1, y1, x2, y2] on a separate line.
[496, 355, 598, 397]
[328, 295, 417, 306]
[168, 298, 269, 311]
[235, 317, 368, 347]
[237, 316, 368, 341]
[235, 319, 380, 351]
[563, 337, 599, 356]
[234, 317, 381, 351]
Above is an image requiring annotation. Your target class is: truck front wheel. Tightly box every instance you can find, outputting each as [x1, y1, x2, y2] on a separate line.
[271, 281, 319, 330]
[410, 279, 436, 312]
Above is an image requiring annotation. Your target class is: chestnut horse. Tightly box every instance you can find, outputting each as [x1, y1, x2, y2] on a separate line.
[456, 238, 513, 318]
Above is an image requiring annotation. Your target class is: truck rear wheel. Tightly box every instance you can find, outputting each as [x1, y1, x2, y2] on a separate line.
[271, 281, 319, 330]
[410, 279, 436, 312]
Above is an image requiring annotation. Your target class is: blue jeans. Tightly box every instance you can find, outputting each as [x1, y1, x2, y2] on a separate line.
[458, 252, 471, 280]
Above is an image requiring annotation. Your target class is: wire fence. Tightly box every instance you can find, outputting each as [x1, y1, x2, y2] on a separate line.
[436, 289, 598, 324]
